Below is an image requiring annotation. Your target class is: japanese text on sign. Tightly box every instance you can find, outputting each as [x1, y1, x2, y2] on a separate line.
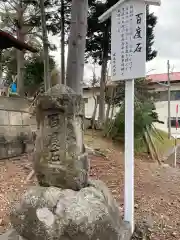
[111, 0, 146, 81]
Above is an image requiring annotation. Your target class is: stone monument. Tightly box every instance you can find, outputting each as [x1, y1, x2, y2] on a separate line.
[0, 84, 131, 240]
[33, 84, 88, 190]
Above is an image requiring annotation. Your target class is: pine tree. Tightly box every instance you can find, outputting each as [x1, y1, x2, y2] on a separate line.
[146, 5, 157, 61]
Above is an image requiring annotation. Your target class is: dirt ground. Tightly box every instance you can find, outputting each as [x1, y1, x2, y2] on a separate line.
[1, 133, 180, 239]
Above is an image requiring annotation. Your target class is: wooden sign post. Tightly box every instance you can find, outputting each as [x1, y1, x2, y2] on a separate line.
[99, 0, 161, 233]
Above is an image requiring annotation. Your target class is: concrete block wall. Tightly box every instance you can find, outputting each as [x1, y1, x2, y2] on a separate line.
[0, 96, 36, 159]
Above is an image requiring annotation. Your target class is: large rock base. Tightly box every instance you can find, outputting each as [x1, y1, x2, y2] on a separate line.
[0, 230, 24, 240]
[9, 180, 131, 240]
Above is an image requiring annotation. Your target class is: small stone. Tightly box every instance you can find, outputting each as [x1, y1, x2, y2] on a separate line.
[51, 147, 58, 152]
[0, 219, 4, 226]
[54, 152, 59, 156]
[134, 204, 139, 209]
[171, 232, 177, 237]
[36, 208, 55, 227]
[54, 156, 59, 161]
[94, 148, 100, 151]
[163, 164, 170, 168]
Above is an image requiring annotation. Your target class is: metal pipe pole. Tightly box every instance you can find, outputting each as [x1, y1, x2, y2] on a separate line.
[174, 104, 179, 167]
[167, 60, 171, 139]
[124, 78, 134, 233]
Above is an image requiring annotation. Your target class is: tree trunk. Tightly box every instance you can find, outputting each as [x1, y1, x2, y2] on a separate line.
[66, 0, 88, 94]
[17, 49, 24, 95]
[98, 57, 108, 126]
[91, 95, 98, 137]
[61, 0, 65, 85]
[105, 103, 110, 124]
[0, 50, 2, 80]
[16, 1, 25, 96]
[103, 86, 114, 136]
[40, 0, 50, 91]
[110, 103, 115, 120]
[98, 23, 109, 126]
[105, 86, 114, 124]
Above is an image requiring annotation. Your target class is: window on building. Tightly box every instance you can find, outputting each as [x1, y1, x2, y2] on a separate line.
[97, 95, 100, 104]
[168, 117, 180, 128]
[171, 90, 180, 101]
[84, 98, 88, 103]
[154, 91, 167, 101]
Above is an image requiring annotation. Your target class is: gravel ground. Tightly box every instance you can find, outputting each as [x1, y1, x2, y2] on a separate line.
[0, 135, 180, 239]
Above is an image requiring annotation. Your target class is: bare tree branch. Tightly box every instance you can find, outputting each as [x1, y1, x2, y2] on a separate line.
[5, 0, 17, 11]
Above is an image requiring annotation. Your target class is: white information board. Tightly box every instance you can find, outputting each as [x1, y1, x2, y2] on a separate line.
[111, 0, 146, 81]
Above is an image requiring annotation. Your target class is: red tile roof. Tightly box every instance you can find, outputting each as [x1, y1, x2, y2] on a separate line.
[147, 72, 180, 83]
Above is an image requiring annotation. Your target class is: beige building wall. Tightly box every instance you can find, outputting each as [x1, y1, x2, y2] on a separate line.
[83, 84, 180, 135]
[83, 88, 120, 120]
[154, 101, 180, 135]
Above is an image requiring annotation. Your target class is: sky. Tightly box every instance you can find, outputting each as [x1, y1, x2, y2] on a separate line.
[148, 0, 180, 75]
[51, 0, 180, 81]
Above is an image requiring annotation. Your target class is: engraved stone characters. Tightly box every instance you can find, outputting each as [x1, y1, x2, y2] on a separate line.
[33, 84, 89, 190]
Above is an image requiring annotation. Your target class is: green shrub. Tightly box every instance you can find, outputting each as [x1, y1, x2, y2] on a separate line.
[109, 99, 162, 153]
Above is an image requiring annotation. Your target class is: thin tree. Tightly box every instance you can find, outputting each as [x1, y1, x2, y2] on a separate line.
[98, 21, 110, 127]
[91, 64, 99, 136]
[61, 0, 65, 84]
[39, 0, 50, 91]
[66, 0, 88, 94]
[15, 0, 25, 96]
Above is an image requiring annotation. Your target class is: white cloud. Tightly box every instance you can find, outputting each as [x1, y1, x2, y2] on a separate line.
[147, 0, 180, 74]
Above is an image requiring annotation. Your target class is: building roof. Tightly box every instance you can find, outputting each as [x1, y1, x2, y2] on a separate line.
[83, 72, 180, 90]
[0, 30, 37, 52]
[147, 72, 180, 83]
